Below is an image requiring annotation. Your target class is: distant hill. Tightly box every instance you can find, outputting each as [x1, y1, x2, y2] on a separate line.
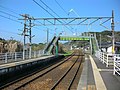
[63, 30, 120, 49]
[94, 30, 120, 43]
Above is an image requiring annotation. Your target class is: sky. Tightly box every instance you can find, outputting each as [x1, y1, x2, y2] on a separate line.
[0, 0, 120, 44]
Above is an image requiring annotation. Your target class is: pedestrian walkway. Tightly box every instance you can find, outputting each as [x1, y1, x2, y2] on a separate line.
[77, 54, 120, 90]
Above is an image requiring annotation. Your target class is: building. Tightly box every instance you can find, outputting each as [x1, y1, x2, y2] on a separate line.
[100, 42, 120, 54]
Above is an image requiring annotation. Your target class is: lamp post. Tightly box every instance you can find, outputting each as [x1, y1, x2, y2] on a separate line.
[68, 9, 80, 36]
[68, 9, 80, 17]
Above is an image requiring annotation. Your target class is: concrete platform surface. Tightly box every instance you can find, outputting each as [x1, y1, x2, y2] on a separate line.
[0, 55, 54, 70]
[77, 54, 120, 90]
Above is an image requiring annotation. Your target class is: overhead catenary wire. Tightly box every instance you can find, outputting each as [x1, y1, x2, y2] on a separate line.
[33, 0, 55, 17]
[32, 26, 54, 35]
[0, 29, 21, 35]
[39, 0, 74, 33]
[0, 14, 23, 24]
[54, 0, 72, 35]
[0, 6, 23, 24]
[0, 3, 70, 37]
[0, 5, 19, 15]
[33, 0, 74, 33]
[0, 5, 53, 35]
[0, 0, 73, 35]
[39, 0, 61, 18]
[54, 0, 79, 34]
[54, 0, 68, 15]
[0, 10, 19, 19]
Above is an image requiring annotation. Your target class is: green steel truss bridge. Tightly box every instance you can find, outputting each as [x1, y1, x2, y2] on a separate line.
[44, 35, 99, 55]
[60, 36, 90, 41]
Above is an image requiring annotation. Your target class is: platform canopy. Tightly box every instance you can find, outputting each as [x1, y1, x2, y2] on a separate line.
[59, 36, 90, 41]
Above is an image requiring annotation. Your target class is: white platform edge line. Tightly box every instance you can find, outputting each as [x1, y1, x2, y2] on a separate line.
[89, 55, 107, 90]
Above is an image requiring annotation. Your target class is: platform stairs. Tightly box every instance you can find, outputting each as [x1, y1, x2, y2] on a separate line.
[44, 36, 59, 55]
[90, 33, 99, 54]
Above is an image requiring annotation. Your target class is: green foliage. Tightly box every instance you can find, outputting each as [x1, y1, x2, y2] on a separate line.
[63, 51, 73, 56]
[32, 43, 45, 51]
[0, 38, 6, 43]
[96, 30, 120, 43]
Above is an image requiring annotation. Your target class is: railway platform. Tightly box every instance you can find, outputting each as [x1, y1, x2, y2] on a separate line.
[0, 55, 55, 69]
[77, 54, 120, 90]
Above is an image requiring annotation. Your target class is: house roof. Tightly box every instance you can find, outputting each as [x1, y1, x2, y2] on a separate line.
[100, 42, 120, 48]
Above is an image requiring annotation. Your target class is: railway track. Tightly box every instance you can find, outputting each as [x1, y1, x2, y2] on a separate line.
[2, 50, 84, 90]
[51, 53, 82, 90]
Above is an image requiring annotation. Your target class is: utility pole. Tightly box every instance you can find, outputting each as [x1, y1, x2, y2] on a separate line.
[111, 10, 115, 54]
[47, 28, 49, 44]
[23, 14, 28, 60]
[29, 19, 32, 59]
[19, 14, 35, 59]
[19, 14, 29, 60]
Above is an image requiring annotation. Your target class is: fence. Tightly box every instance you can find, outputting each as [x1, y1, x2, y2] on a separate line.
[113, 55, 120, 75]
[95, 51, 120, 76]
[0, 50, 45, 64]
[95, 51, 114, 67]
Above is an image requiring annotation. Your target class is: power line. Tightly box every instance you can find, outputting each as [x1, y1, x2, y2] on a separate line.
[0, 10, 19, 19]
[33, 0, 55, 17]
[54, 1, 81, 34]
[33, 0, 74, 33]
[0, 29, 20, 35]
[39, 0, 61, 18]
[0, 5, 19, 15]
[54, 0, 68, 15]
[0, 6, 23, 24]
[39, 0, 74, 32]
[33, 26, 54, 35]
[0, 14, 23, 24]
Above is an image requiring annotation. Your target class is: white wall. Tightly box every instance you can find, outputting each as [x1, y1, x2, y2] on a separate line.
[101, 46, 112, 53]
[101, 48, 106, 52]
[107, 46, 112, 53]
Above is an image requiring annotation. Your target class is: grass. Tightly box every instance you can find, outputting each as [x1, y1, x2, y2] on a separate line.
[63, 51, 73, 56]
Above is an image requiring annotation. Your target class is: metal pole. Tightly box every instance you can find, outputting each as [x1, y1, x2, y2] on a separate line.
[100, 34, 101, 50]
[90, 34, 92, 54]
[111, 10, 115, 54]
[55, 41, 58, 56]
[29, 19, 32, 59]
[22, 14, 28, 60]
[23, 17, 27, 60]
[47, 28, 49, 44]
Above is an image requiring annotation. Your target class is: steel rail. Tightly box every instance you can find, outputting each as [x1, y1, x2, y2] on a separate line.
[68, 56, 83, 90]
[50, 52, 80, 90]
[6, 53, 75, 90]
[0, 54, 73, 89]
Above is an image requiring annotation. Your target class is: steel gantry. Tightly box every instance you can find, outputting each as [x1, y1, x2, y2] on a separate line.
[19, 11, 115, 55]
[31, 17, 112, 27]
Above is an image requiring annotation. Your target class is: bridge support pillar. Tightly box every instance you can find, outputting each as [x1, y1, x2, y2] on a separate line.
[55, 41, 58, 56]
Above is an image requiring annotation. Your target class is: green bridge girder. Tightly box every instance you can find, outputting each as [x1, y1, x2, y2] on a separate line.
[59, 36, 90, 41]
[44, 35, 99, 55]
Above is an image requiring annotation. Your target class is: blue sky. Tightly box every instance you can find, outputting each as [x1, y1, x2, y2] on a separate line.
[0, 0, 120, 43]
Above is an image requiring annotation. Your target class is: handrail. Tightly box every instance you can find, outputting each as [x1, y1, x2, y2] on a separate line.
[0, 50, 45, 64]
[95, 50, 120, 76]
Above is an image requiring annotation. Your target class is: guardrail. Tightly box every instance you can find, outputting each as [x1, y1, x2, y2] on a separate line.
[95, 51, 114, 67]
[95, 51, 120, 76]
[0, 50, 45, 64]
[113, 55, 120, 75]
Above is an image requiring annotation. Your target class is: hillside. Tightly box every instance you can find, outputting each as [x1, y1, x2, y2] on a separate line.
[95, 30, 120, 43]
